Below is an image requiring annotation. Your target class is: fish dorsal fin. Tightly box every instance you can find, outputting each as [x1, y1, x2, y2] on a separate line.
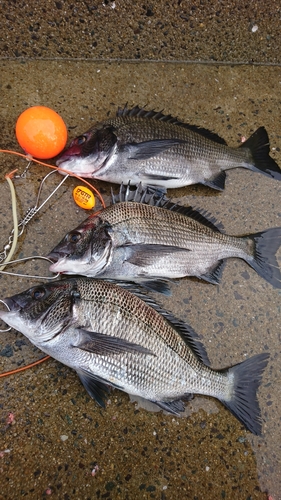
[117, 105, 227, 145]
[161, 311, 210, 366]
[111, 183, 224, 233]
[113, 282, 210, 367]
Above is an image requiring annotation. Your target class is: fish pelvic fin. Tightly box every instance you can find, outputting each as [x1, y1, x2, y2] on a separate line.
[244, 227, 281, 288]
[219, 352, 269, 435]
[76, 369, 111, 408]
[240, 127, 281, 180]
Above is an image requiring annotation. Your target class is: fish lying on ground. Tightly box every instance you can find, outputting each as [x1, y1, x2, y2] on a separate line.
[0, 277, 269, 435]
[56, 106, 281, 191]
[48, 184, 281, 293]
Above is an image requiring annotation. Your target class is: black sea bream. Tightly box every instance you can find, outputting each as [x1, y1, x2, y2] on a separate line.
[48, 185, 281, 292]
[0, 278, 269, 435]
[56, 106, 281, 191]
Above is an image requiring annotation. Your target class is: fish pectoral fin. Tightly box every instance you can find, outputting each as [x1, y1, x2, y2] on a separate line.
[142, 173, 179, 181]
[136, 279, 173, 296]
[124, 139, 186, 160]
[153, 399, 186, 415]
[202, 171, 226, 191]
[106, 278, 175, 296]
[76, 369, 112, 408]
[126, 244, 190, 267]
[199, 259, 226, 285]
[76, 328, 155, 356]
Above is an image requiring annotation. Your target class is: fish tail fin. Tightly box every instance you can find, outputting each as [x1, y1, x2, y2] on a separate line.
[240, 127, 281, 180]
[219, 353, 269, 435]
[244, 227, 281, 288]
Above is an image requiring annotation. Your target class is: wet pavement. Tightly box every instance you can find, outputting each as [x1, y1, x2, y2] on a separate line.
[0, 59, 280, 500]
[1, 0, 281, 64]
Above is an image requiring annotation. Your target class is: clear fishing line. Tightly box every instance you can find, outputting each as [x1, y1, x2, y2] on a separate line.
[0, 150, 107, 377]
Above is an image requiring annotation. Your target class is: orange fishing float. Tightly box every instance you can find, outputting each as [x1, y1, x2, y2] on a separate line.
[15, 106, 68, 159]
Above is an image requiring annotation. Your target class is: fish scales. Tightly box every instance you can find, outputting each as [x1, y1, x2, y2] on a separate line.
[0, 277, 269, 434]
[79, 285, 215, 399]
[47, 192, 277, 292]
[56, 106, 281, 190]
[90, 116, 248, 185]
[100, 201, 247, 253]
[106, 115, 248, 168]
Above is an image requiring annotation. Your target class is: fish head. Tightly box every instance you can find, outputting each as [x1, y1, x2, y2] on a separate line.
[48, 215, 113, 277]
[56, 124, 117, 178]
[0, 280, 79, 345]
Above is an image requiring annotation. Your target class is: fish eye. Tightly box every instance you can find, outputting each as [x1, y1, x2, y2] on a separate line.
[67, 231, 81, 244]
[32, 287, 46, 300]
[76, 135, 87, 145]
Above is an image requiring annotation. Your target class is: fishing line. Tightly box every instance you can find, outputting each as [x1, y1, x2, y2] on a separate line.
[0, 150, 107, 378]
[0, 150, 107, 274]
[0, 356, 51, 378]
[0, 299, 11, 333]
[0, 298, 51, 376]
[0, 256, 60, 280]
[0, 150, 106, 208]
[0, 172, 19, 271]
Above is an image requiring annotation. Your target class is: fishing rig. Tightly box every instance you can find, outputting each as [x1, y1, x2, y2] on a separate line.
[0, 151, 106, 374]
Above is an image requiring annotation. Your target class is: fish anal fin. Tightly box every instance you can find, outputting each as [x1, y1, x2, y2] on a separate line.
[153, 399, 186, 415]
[202, 171, 226, 191]
[199, 260, 226, 285]
[137, 279, 173, 296]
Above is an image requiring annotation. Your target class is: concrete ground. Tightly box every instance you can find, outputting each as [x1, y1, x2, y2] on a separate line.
[0, 3, 281, 500]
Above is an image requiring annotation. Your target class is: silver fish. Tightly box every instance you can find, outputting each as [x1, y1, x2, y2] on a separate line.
[0, 277, 269, 435]
[56, 106, 281, 191]
[48, 184, 281, 292]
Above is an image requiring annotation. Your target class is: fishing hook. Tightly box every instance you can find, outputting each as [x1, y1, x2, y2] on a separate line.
[0, 170, 69, 268]
[0, 299, 11, 333]
[17, 170, 70, 237]
[0, 256, 60, 280]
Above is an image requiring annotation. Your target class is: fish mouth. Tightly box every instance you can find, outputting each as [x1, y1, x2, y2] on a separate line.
[56, 144, 82, 167]
[47, 250, 68, 263]
[56, 155, 73, 167]
[48, 241, 112, 276]
[0, 297, 20, 313]
[48, 256, 69, 274]
[0, 297, 21, 330]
